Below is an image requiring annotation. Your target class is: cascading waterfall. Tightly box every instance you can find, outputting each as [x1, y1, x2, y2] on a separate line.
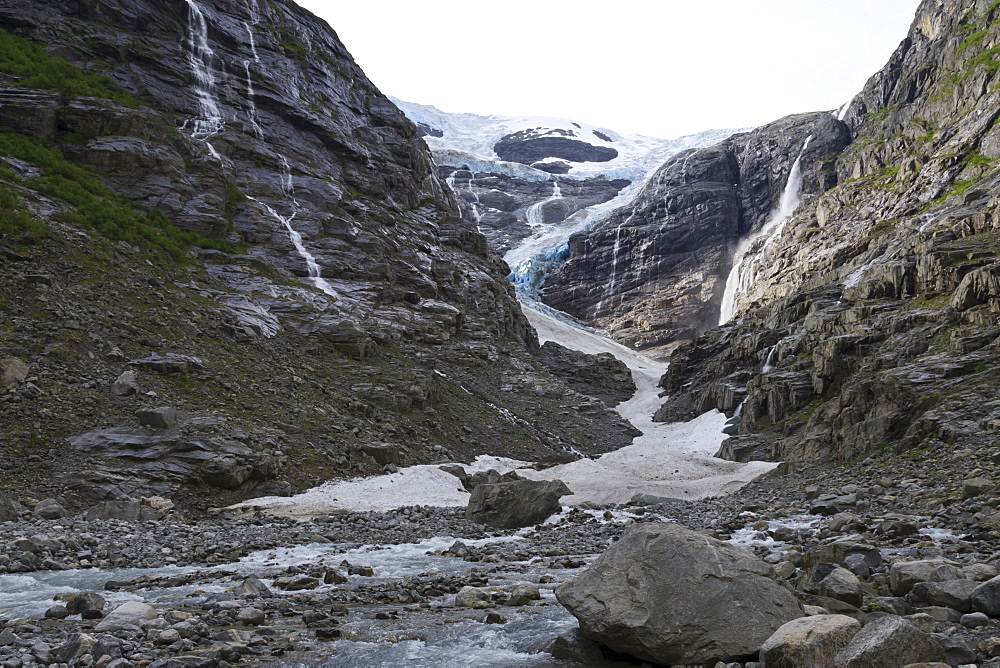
[761, 345, 777, 373]
[466, 172, 482, 227]
[596, 208, 637, 317]
[245, 157, 339, 299]
[183, 0, 224, 156]
[525, 179, 563, 226]
[718, 135, 812, 324]
[242, 22, 264, 140]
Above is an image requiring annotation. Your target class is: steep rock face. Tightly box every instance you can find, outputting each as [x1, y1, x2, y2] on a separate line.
[543, 112, 849, 353]
[657, 0, 1000, 466]
[0, 0, 639, 511]
[493, 129, 619, 165]
[439, 166, 628, 255]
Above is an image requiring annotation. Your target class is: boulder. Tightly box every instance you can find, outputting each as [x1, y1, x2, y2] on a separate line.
[230, 576, 272, 599]
[0, 357, 29, 387]
[760, 614, 861, 667]
[136, 407, 178, 429]
[236, 607, 265, 625]
[361, 442, 403, 466]
[506, 583, 541, 607]
[556, 523, 804, 665]
[834, 616, 945, 667]
[94, 601, 158, 632]
[454, 586, 490, 609]
[0, 494, 26, 521]
[818, 566, 864, 607]
[889, 560, 965, 596]
[465, 478, 569, 528]
[53, 634, 98, 664]
[32, 498, 69, 520]
[65, 591, 105, 618]
[962, 477, 995, 500]
[908, 579, 978, 612]
[111, 370, 139, 396]
[972, 575, 1000, 616]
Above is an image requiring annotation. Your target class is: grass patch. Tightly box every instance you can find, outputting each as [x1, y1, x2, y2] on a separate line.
[0, 182, 49, 245]
[0, 132, 230, 259]
[0, 29, 139, 106]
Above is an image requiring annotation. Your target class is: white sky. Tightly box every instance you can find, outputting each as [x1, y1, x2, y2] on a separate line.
[297, 0, 924, 139]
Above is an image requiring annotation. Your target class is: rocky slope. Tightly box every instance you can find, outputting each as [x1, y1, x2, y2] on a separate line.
[0, 0, 637, 514]
[653, 0, 1000, 467]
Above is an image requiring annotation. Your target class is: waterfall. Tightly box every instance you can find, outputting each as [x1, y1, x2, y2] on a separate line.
[183, 0, 224, 154]
[467, 171, 482, 227]
[718, 136, 812, 325]
[836, 95, 856, 121]
[245, 158, 339, 299]
[761, 345, 777, 373]
[595, 207, 637, 317]
[526, 179, 563, 227]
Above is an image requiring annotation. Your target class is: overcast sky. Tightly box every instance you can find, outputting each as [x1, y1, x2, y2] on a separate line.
[297, 0, 924, 139]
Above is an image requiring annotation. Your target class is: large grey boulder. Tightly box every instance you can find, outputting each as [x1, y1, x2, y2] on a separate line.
[465, 478, 569, 528]
[972, 574, 1000, 616]
[556, 523, 804, 665]
[760, 614, 861, 667]
[889, 560, 965, 596]
[33, 498, 69, 520]
[833, 615, 945, 667]
[94, 601, 158, 632]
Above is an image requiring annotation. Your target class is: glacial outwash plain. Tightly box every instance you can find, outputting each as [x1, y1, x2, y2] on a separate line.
[0, 0, 999, 665]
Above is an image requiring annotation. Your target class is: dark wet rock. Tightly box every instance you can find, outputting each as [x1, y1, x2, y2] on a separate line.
[465, 478, 570, 529]
[556, 523, 804, 664]
[65, 590, 105, 618]
[494, 132, 618, 165]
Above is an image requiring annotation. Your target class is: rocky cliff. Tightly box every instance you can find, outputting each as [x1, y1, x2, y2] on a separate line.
[0, 0, 637, 513]
[542, 112, 851, 354]
[656, 0, 1000, 467]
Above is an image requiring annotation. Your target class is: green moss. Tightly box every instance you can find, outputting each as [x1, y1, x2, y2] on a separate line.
[0, 29, 139, 106]
[0, 182, 49, 245]
[0, 132, 230, 259]
[959, 29, 988, 53]
[963, 153, 995, 167]
[908, 293, 951, 310]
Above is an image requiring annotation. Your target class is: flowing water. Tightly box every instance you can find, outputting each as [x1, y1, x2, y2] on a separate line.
[183, 0, 224, 157]
[718, 136, 812, 324]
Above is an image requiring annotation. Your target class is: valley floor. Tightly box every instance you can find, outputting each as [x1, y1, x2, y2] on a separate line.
[1, 304, 999, 666]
